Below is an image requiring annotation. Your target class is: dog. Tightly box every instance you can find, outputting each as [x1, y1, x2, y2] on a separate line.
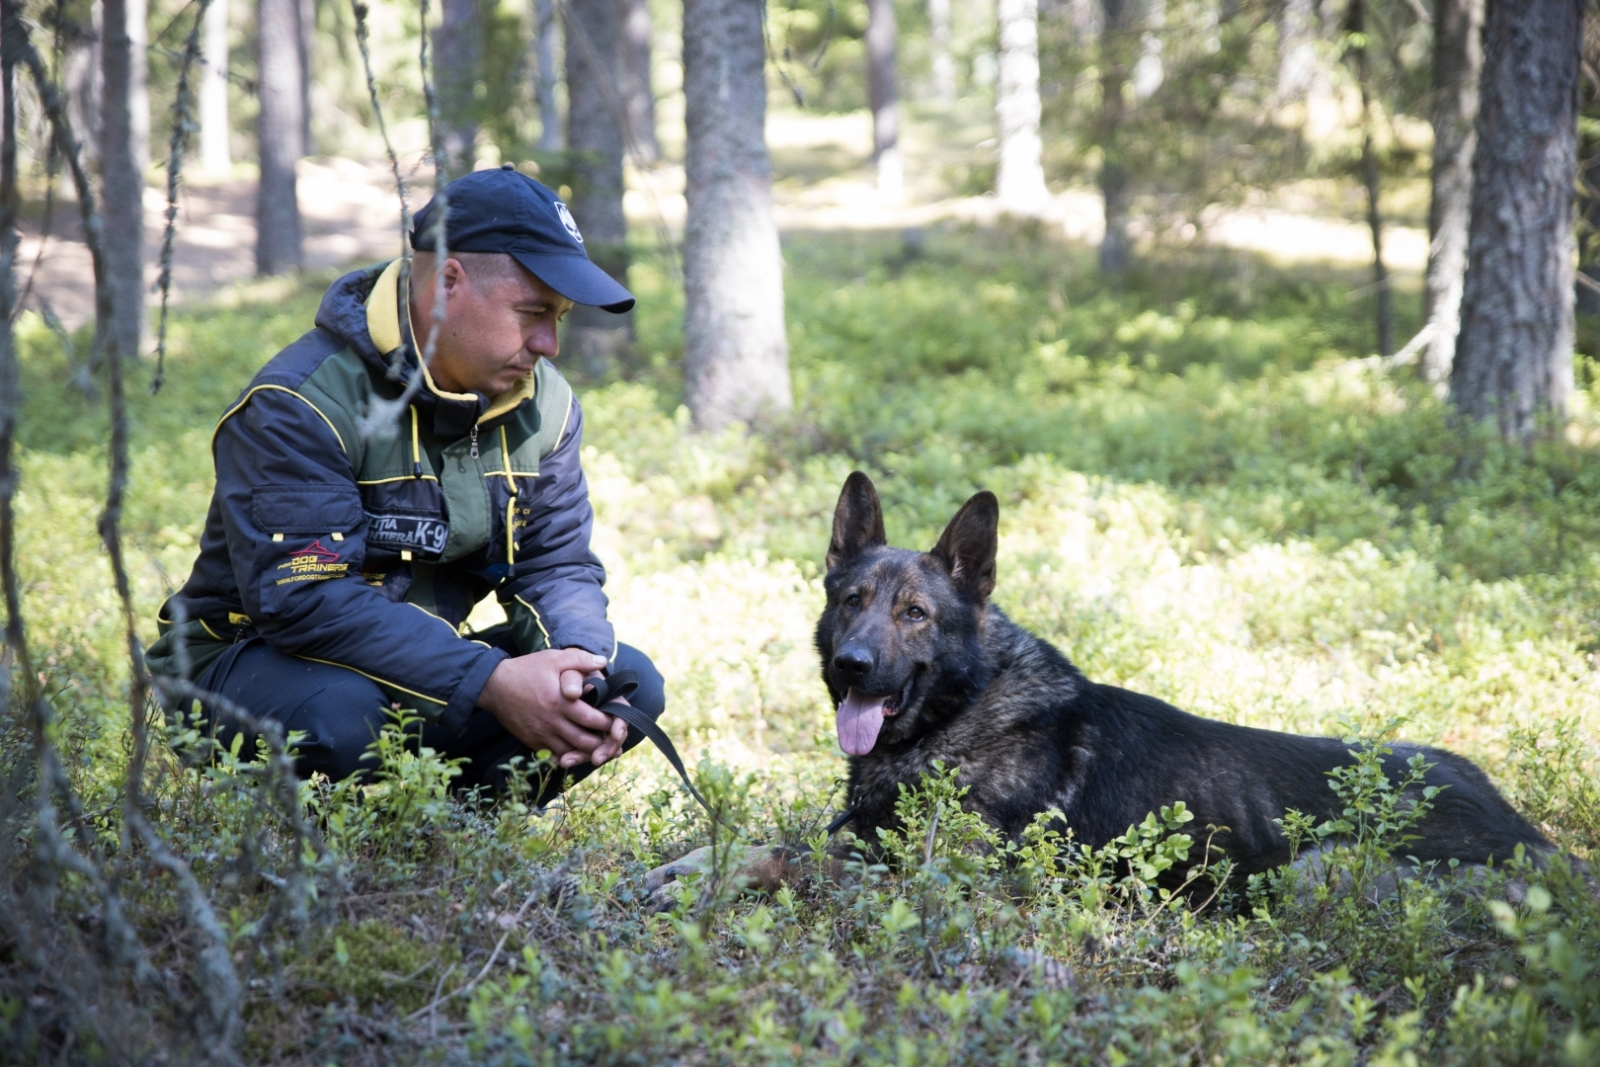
[646, 472, 1552, 906]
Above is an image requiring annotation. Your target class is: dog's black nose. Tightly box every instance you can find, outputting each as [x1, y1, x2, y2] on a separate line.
[833, 645, 874, 679]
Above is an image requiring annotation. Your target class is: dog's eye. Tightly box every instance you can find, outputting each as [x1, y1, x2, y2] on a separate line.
[845, 593, 861, 608]
[906, 605, 926, 621]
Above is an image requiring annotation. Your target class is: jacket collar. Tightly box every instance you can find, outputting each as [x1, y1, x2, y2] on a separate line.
[315, 260, 538, 438]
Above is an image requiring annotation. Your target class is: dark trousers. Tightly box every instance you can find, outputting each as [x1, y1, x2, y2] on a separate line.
[192, 625, 665, 800]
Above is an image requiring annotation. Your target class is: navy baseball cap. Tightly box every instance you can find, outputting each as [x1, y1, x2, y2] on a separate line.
[410, 165, 635, 313]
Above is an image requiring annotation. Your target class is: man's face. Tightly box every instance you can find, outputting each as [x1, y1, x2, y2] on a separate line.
[420, 255, 574, 396]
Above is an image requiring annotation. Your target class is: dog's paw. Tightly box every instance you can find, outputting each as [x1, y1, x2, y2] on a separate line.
[643, 844, 794, 912]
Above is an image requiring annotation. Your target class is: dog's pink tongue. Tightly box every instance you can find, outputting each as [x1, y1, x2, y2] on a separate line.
[836, 689, 887, 756]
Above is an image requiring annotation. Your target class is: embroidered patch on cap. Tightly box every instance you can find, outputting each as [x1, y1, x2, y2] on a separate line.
[554, 201, 584, 245]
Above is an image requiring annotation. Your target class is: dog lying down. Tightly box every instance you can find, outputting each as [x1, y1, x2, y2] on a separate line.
[647, 472, 1554, 908]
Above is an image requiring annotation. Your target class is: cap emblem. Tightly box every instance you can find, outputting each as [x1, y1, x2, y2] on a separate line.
[554, 201, 584, 245]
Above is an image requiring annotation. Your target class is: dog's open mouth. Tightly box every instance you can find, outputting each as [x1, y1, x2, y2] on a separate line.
[836, 673, 917, 756]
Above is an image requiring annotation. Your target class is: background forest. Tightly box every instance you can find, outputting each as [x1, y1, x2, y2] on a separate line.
[3, 0, 1600, 1063]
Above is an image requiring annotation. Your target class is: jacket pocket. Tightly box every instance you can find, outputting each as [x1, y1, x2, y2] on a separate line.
[252, 485, 364, 534]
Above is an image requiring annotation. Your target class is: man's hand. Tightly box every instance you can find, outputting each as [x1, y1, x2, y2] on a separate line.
[478, 649, 625, 768]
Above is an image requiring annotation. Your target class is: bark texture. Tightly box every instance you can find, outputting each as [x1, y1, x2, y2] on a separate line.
[996, 0, 1049, 215]
[623, 0, 658, 163]
[1348, 0, 1391, 357]
[535, 0, 561, 152]
[563, 0, 630, 375]
[1451, 0, 1581, 443]
[256, 0, 304, 275]
[866, 0, 900, 195]
[200, 0, 230, 175]
[101, 0, 144, 357]
[682, 0, 791, 430]
[435, 0, 481, 174]
[1098, 0, 1135, 276]
[1421, 0, 1483, 382]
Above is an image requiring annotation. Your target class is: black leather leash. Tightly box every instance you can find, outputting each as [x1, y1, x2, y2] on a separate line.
[582, 669, 858, 838]
[581, 669, 713, 815]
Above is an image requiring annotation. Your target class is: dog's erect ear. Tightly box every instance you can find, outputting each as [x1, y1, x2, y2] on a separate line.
[931, 491, 998, 601]
[828, 471, 887, 570]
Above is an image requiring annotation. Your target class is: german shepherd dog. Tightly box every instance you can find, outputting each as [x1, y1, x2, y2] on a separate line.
[647, 472, 1552, 905]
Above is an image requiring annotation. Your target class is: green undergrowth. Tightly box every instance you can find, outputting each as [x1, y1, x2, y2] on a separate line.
[4, 225, 1600, 1063]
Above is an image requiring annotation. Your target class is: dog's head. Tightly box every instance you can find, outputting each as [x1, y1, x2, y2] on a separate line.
[816, 471, 998, 757]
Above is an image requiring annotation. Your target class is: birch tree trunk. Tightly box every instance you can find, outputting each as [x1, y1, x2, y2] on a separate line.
[1098, 0, 1135, 276]
[1451, 0, 1580, 444]
[866, 0, 901, 196]
[623, 0, 658, 163]
[256, 0, 304, 275]
[1276, 0, 1321, 103]
[929, 0, 955, 102]
[126, 0, 148, 169]
[564, 0, 631, 375]
[435, 0, 481, 175]
[996, 0, 1049, 215]
[682, 0, 790, 430]
[64, 11, 100, 171]
[101, 0, 144, 357]
[200, 0, 230, 175]
[535, 0, 561, 152]
[1420, 0, 1483, 383]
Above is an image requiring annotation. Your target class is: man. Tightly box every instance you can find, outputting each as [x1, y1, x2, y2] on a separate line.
[146, 167, 662, 799]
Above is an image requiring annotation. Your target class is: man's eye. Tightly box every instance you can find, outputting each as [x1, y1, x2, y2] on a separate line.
[906, 605, 926, 621]
[844, 593, 861, 608]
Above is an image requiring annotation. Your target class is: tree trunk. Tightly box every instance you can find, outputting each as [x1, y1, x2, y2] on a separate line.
[256, 0, 304, 275]
[101, 0, 144, 358]
[1451, 0, 1580, 444]
[535, 0, 562, 153]
[1098, 0, 1135, 276]
[622, 0, 658, 163]
[1349, 0, 1392, 358]
[298, 0, 313, 155]
[682, 0, 790, 430]
[1421, 0, 1483, 382]
[200, 0, 231, 175]
[435, 0, 481, 175]
[1573, 12, 1600, 316]
[996, 0, 1049, 215]
[126, 0, 149, 169]
[563, 0, 630, 376]
[64, 6, 100, 172]
[929, 0, 955, 101]
[866, 0, 900, 195]
[1276, 0, 1322, 104]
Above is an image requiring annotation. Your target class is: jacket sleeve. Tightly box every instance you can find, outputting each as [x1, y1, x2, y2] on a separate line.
[500, 396, 614, 659]
[214, 387, 507, 733]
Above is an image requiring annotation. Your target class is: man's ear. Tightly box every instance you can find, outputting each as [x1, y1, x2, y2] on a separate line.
[827, 471, 887, 571]
[930, 491, 998, 602]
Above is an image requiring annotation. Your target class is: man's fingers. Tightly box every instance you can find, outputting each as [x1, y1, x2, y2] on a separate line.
[547, 648, 610, 675]
[559, 668, 587, 701]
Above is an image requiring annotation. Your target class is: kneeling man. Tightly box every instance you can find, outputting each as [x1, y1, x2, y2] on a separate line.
[147, 167, 661, 800]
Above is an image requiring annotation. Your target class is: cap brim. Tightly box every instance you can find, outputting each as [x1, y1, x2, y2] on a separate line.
[511, 252, 636, 313]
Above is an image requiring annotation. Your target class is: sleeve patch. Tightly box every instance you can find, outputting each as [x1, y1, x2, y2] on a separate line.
[252, 485, 364, 534]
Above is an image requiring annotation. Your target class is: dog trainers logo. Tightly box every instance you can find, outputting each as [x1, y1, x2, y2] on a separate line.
[554, 201, 584, 245]
[274, 538, 349, 586]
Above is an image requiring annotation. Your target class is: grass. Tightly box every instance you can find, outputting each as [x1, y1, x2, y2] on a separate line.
[4, 222, 1600, 1063]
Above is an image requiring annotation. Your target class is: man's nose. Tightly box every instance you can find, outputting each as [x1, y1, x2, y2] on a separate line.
[528, 322, 560, 358]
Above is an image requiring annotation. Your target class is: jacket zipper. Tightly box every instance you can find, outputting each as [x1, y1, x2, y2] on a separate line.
[469, 424, 479, 459]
